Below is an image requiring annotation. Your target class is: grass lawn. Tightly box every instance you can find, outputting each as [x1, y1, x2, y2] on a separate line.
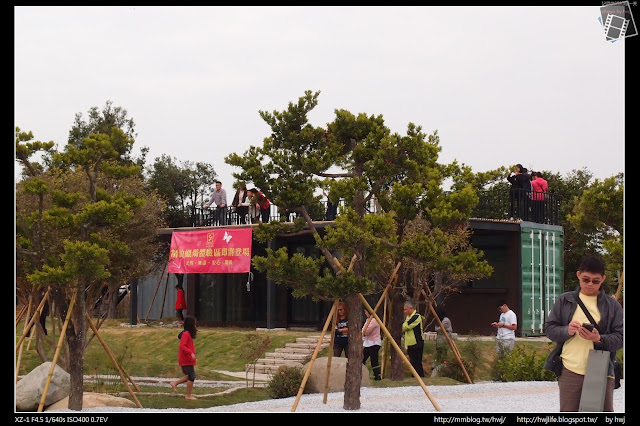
[16, 317, 557, 410]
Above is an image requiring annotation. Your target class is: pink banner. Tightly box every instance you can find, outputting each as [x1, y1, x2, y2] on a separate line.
[167, 229, 253, 274]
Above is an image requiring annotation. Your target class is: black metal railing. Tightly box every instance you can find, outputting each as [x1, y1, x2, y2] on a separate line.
[472, 189, 562, 225]
[190, 189, 562, 227]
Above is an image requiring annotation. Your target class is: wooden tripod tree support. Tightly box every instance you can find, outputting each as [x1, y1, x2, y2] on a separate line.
[379, 295, 390, 378]
[420, 287, 472, 384]
[362, 263, 401, 379]
[23, 290, 143, 412]
[359, 293, 441, 411]
[16, 294, 35, 383]
[16, 303, 28, 326]
[292, 299, 339, 412]
[362, 262, 401, 336]
[85, 312, 143, 407]
[319, 255, 357, 405]
[421, 290, 472, 384]
[292, 259, 442, 412]
[323, 300, 339, 404]
[16, 289, 50, 352]
[37, 291, 77, 412]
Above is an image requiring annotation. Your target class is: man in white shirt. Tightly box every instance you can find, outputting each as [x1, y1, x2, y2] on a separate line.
[204, 181, 228, 226]
[492, 299, 517, 358]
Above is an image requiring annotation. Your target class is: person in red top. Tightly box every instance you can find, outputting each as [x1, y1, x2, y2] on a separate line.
[175, 283, 186, 321]
[530, 172, 549, 223]
[247, 188, 271, 223]
[170, 315, 198, 400]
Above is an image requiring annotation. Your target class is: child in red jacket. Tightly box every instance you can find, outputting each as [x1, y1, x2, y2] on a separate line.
[175, 284, 186, 322]
[170, 316, 198, 400]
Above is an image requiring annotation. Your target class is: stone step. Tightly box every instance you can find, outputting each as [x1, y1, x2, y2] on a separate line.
[245, 334, 333, 376]
[247, 362, 304, 374]
[265, 352, 310, 361]
[254, 357, 309, 365]
[296, 336, 331, 344]
[274, 345, 328, 354]
[284, 342, 326, 350]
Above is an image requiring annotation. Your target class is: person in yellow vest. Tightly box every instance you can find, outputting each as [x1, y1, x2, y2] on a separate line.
[402, 300, 425, 377]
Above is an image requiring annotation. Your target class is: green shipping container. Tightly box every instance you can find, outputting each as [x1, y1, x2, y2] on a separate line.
[519, 224, 564, 337]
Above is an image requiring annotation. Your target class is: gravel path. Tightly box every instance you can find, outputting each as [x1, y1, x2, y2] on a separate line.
[52, 379, 624, 413]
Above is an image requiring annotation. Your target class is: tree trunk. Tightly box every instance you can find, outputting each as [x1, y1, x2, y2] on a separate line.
[390, 291, 405, 381]
[34, 325, 49, 363]
[107, 285, 118, 319]
[343, 293, 363, 410]
[67, 285, 87, 411]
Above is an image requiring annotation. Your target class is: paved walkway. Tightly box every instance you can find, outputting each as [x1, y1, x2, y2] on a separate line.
[213, 370, 270, 382]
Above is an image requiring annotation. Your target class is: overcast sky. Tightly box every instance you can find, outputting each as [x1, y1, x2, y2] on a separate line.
[14, 6, 626, 191]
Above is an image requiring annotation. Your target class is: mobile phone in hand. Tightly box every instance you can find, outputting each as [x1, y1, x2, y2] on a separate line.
[582, 323, 594, 332]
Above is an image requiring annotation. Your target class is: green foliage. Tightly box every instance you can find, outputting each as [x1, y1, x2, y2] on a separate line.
[437, 356, 475, 383]
[225, 91, 492, 310]
[266, 365, 305, 399]
[21, 177, 50, 195]
[434, 336, 482, 382]
[30, 240, 112, 286]
[145, 155, 218, 227]
[493, 345, 556, 382]
[16, 108, 164, 410]
[51, 189, 81, 208]
[566, 174, 624, 287]
[252, 247, 324, 298]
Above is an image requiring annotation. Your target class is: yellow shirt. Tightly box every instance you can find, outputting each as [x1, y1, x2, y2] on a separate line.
[561, 293, 600, 375]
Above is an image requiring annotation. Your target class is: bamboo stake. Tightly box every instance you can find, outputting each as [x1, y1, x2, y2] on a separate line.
[291, 300, 339, 412]
[160, 271, 170, 318]
[421, 288, 471, 384]
[85, 312, 143, 405]
[85, 311, 107, 348]
[50, 299, 58, 348]
[145, 264, 167, 321]
[359, 293, 441, 411]
[16, 291, 49, 350]
[16, 295, 34, 383]
[85, 311, 140, 392]
[380, 294, 389, 378]
[422, 292, 471, 384]
[362, 263, 400, 378]
[322, 300, 339, 404]
[27, 287, 51, 352]
[26, 303, 39, 351]
[362, 262, 401, 335]
[38, 291, 76, 412]
[320, 255, 357, 402]
[347, 254, 358, 272]
[16, 304, 28, 326]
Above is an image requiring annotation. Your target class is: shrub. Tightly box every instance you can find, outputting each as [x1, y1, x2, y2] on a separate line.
[438, 357, 475, 382]
[266, 365, 305, 399]
[432, 337, 481, 382]
[494, 344, 556, 382]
